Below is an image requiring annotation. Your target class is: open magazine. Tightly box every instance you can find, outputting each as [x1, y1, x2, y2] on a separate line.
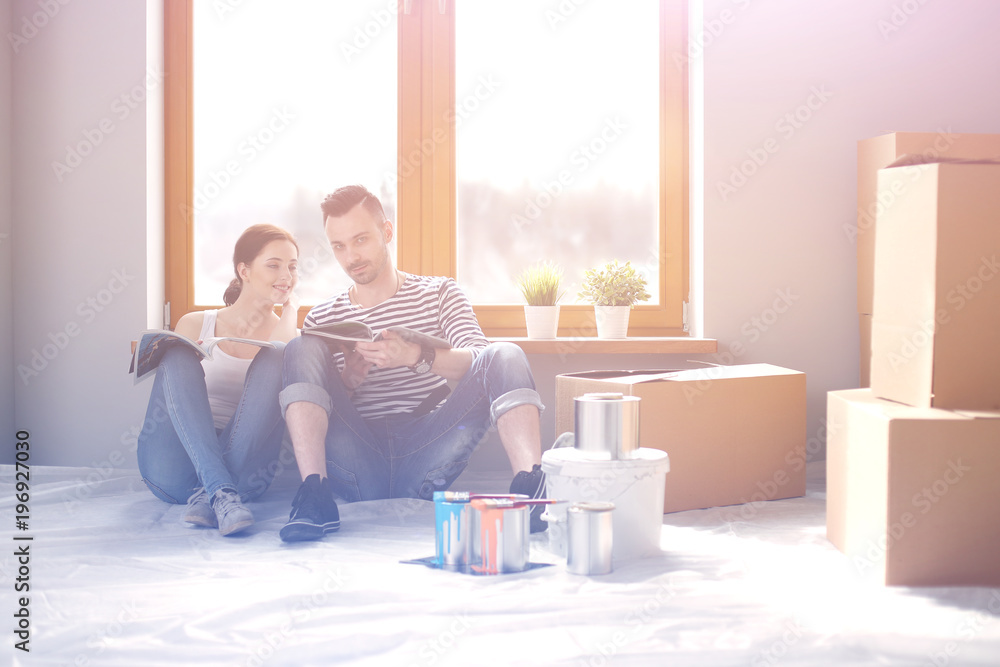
[301, 321, 451, 350]
[129, 330, 275, 384]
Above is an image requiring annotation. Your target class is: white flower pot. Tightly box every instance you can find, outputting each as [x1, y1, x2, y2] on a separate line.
[524, 305, 560, 339]
[594, 305, 630, 339]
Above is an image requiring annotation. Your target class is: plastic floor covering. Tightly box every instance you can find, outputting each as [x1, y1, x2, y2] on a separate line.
[2, 461, 999, 666]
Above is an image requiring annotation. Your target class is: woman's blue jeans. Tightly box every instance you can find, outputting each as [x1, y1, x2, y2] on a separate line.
[279, 337, 544, 502]
[137, 343, 287, 504]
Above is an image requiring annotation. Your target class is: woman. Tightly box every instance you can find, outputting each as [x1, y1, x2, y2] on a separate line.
[138, 224, 300, 536]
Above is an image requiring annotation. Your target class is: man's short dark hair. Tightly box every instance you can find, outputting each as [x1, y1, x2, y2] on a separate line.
[321, 184, 386, 225]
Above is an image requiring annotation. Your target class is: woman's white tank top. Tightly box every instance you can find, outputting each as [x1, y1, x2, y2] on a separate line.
[199, 310, 253, 430]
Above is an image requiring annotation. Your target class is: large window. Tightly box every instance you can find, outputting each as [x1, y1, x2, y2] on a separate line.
[165, 0, 688, 336]
[455, 1, 660, 306]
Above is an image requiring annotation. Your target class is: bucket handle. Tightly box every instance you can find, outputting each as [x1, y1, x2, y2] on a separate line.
[552, 432, 574, 449]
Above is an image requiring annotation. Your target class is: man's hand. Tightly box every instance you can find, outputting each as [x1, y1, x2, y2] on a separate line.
[354, 329, 420, 369]
[341, 347, 372, 392]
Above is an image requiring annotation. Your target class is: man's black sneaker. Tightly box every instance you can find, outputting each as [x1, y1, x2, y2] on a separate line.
[279, 474, 341, 542]
[510, 463, 547, 534]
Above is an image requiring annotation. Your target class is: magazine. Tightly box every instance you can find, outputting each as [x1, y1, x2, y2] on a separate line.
[301, 321, 451, 350]
[129, 330, 275, 384]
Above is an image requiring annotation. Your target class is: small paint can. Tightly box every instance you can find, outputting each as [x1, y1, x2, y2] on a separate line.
[574, 393, 641, 460]
[468, 497, 530, 574]
[433, 491, 470, 569]
[566, 501, 615, 576]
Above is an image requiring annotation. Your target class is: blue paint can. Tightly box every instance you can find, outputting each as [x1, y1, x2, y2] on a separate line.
[434, 491, 470, 568]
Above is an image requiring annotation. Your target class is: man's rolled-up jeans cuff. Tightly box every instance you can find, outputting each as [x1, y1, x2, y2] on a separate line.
[279, 382, 332, 419]
[490, 388, 545, 427]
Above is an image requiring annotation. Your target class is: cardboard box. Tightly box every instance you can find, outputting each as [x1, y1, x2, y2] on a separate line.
[859, 313, 871, 388]
[870, 159, 1000, 411]
[555, 364, 806, 513]
[856, 132, 1000, 314]
[826, 388, 1000, 586]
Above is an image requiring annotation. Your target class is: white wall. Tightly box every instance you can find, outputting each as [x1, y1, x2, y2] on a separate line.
[10, 0, 1000, 469]
[12, 0, 154, 466]
[1, 3, 13, 457]
[693, 0, 1000, 459]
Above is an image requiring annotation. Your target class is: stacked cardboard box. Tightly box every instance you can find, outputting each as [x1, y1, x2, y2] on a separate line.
[855, 132, 1000, 386]
[831, 144, 1000, 586]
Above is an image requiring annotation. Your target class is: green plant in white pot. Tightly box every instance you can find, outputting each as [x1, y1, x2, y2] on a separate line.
[578, 260, 651, 338]
[515, 261, 564, 339]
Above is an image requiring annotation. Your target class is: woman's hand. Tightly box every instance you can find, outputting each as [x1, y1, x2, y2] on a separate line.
[271, 286, 300, 342]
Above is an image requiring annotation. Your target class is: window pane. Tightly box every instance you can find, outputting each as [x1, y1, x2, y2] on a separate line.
[192, 1, 397, 305]
[455, 0, 660, 305]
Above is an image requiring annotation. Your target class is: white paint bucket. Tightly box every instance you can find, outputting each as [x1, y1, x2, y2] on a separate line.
[541, 445, 669, 562]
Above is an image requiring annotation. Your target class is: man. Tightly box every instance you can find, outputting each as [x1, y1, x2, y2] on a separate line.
[278, 184, 546, 542]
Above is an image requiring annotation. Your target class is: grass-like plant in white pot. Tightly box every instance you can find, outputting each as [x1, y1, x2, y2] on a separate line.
[578, 260, 651, 338]
[515, 261, 564, 339]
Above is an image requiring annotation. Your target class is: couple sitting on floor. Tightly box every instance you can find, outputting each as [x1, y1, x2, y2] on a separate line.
[136, 185, 546, 541]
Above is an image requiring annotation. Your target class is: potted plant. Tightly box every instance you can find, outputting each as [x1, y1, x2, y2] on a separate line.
[578, 260, 651, 338]
[515, 261, 564, 339]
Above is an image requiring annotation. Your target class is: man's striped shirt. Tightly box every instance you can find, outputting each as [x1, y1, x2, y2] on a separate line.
[303, 274, 489, 420]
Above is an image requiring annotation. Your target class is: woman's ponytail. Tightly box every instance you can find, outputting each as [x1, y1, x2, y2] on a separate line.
[223, 277, 242, 306]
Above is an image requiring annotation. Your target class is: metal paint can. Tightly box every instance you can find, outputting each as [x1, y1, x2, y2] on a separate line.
[433, 491, 470, 568]
[468, 497, 530, 574]
[573, 393, 641, 459]
[566, 501, 615, 576]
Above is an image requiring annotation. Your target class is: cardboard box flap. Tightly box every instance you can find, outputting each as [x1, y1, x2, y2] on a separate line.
[563, 364, 802, 387]
[953, 410, 1000, 420]
[838, 389, 1000, 422]
[884, 154, 1000, 169]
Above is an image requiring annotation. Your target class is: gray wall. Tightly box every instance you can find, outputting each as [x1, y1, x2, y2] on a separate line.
[8, 0, 1000, 471]
[10, 0, 153, 466]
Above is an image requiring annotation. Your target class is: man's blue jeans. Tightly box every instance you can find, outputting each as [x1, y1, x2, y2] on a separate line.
[279, 337, 544, 501]
[138, 344, 287, 503]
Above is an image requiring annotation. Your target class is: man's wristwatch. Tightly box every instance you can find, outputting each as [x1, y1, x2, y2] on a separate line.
[410, 345, 435, 374]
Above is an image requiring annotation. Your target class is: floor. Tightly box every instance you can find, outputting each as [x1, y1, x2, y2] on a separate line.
[3, 460, 999, 667]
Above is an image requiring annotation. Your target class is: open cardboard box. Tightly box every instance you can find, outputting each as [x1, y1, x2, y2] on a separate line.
[827, 388, 1000, 587]
[555, 364, 806, 514]
[870, 158, 1000, 411]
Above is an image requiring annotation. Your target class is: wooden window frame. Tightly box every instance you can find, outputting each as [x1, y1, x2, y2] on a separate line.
[164, 0, 689, 336]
